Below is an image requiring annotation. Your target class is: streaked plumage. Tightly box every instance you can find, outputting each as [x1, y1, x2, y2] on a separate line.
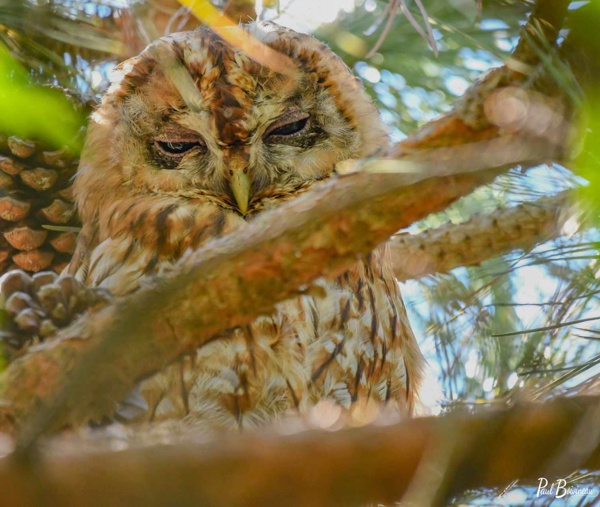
[67, 22, 425, 428]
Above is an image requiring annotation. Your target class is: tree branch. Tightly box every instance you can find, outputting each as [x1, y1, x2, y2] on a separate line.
[512, 0, 572, 67]
[390, 190, 576, 281]
[1, 396, 599, 507]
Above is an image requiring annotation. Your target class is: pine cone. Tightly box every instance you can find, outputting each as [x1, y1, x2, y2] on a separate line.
[0, 133, 82, 274]
[0, 89, 91, 275]
[0, 270, 112, 358]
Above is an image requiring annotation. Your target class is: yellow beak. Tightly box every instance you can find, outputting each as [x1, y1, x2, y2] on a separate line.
[230, 169, 251, 216]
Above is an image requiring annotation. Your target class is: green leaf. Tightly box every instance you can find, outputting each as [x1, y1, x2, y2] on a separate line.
[0, 45, 85, 152]
[576, 98, 600, 226]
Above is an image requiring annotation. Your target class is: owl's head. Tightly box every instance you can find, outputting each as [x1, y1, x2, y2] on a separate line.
[76, 22, 388, 222]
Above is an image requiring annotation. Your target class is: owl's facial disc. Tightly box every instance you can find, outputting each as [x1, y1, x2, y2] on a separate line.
[90, 23, 389, 222]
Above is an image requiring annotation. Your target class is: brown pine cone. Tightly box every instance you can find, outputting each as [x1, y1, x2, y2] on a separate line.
[0, 133, 81, 274]
[0, 270, 112, 358]
[0, 89, 90, 275]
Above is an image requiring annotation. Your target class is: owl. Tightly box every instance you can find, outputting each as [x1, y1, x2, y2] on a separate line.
[66, 21, 426, 429]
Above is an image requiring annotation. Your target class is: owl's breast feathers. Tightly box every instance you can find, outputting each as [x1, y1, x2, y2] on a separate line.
[136, 243, 424, 429]
[67, 194, 245, 292]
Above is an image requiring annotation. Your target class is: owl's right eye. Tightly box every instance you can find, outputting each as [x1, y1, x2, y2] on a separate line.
[154, 139, 204, 158]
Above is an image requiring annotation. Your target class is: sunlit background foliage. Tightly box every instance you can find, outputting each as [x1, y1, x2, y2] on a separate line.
[0, 1, 599, 500]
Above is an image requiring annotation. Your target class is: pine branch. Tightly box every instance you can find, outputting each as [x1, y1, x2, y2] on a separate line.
[1, 395, 599, 507]
[390, 190, 575, 281]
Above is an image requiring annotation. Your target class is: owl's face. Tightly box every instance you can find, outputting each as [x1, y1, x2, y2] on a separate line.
[77, 22, 388, 225]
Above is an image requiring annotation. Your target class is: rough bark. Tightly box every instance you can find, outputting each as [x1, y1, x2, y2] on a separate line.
[1, 396, 599, 507]
[390, 190, 576, 281]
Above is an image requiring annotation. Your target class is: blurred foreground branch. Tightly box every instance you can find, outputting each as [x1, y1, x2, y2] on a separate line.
[1, 395, 599, 507]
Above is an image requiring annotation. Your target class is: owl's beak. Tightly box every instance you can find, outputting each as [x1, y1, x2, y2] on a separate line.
[230, 170, 251, 216]
[224, 147, 252, 216]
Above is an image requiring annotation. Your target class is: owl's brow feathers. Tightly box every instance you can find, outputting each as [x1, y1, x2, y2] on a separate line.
[152, 32, 312, 146]
[112, 23, 369, 148]
[142, 26, 296, 120]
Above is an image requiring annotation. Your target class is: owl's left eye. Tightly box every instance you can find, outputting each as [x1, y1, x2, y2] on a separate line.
[265, 112, 310, 140]
[154, 139, 203, 158]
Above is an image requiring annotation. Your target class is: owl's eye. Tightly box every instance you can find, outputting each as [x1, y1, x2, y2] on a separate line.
[267, 118, 308, 137]
[265, 112, 310, 140]
[154, 139, 203, 157]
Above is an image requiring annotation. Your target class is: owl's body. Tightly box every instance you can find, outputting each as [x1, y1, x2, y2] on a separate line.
[67, 22, 425, 428]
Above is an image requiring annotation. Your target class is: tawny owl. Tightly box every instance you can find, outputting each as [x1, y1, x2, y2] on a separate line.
[65, 21, 426, 429]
